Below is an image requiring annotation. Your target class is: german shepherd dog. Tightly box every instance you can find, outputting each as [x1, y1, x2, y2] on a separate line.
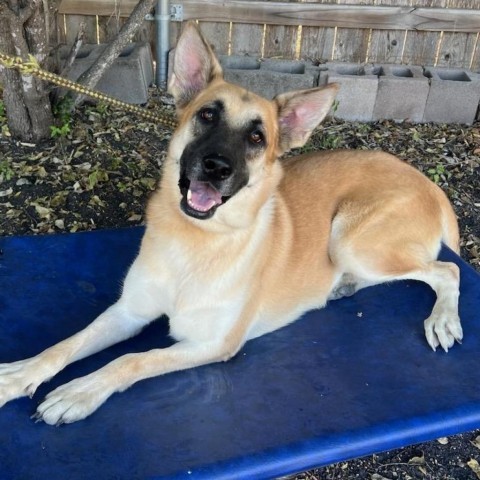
[0, 23, 462, 425]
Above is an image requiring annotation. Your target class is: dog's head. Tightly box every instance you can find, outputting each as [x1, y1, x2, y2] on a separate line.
[165, 22, 338, 228]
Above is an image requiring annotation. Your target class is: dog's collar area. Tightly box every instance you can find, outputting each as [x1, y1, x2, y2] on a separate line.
[178, 175, 231, 220]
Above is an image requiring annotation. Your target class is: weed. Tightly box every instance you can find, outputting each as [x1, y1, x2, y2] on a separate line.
[0, 159, 15, 182]
[0, 100, 5, 121]
[317, 133, 341, 150]
[51, 96, 74, 140]
[50, 123, 71, 138]
[331, 99, 340, 115]
[87, 167, 109, 190]
[427, 163, 450, 184]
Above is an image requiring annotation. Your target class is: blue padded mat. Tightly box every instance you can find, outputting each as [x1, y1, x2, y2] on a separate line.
[0, 227, 479, 480]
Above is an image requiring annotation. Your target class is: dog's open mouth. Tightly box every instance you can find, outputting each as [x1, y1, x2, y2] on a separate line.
[179, 176, 231, 219]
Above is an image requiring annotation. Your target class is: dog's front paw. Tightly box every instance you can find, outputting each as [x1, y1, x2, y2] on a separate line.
[424, 312, 463, 353]
[0, 357, 53, 408]
[34, 374, 112, 425]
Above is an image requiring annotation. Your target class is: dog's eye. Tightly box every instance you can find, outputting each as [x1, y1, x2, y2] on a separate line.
[199, 108, 216, 123]
[248, 130, 264, 145]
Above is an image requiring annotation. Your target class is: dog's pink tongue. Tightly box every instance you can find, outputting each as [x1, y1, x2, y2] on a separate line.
[188, 180, 222, 212]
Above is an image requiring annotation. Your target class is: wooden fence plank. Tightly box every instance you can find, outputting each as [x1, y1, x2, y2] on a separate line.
[471, 37, 480, 70]
[264, 25, 299, 58]
[402, 30, 441, 66]
[97, 14, 124, 43]
[64, 14, 97, 45]
[368, 30, 405, 64]
[59, 0, 480, 33]
[60, 0, 138, 17]
[199, 21, 231, 55]
[367, 0, 406, 64]
[436, 31, 478, 68]
[230, 23, 264, 56]
[300, 25, 335, 62]
[299, 0, 336, 63]
[332, 27, 370, 63]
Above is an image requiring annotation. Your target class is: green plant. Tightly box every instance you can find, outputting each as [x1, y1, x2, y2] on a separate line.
[95, 102, 109, 116]
[0, 159, 14, 181]
[50, 96, 74, 139]
[317, 133, 341, 150]
[50, 123, 71, 138]
[0, 100, 6, 121]
[427, 163, 450, 184]
[87, 167, 109, 190]
[331, 99, 340, 115]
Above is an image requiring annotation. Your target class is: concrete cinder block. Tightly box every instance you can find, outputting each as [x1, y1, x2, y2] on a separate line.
[423, 67, 480, 124]
[321, 63, 378, 122]
[372, 65, 429, 122]
[60, 43, 154, 104]
[219, 55, 319, 99]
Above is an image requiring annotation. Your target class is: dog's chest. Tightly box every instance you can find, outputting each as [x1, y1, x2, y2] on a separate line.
[140, 239, 250, 342]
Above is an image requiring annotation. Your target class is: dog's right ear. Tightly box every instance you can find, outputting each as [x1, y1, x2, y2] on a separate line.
[168, 21, 223, 111]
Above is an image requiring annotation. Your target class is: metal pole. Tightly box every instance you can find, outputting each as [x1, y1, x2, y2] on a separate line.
[156, 0, 170, 86]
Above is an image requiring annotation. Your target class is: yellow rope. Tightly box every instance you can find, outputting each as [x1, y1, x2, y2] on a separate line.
[0, 52, 178, 129]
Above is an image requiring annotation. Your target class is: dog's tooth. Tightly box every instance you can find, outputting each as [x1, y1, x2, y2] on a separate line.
[187, 189, 192, 201]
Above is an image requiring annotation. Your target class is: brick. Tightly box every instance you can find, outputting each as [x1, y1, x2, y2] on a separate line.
[372, 65, 429, 123]
[60, 43, 154, 105]
[321, 63, 378, 122]
[423, 68, 480, 124]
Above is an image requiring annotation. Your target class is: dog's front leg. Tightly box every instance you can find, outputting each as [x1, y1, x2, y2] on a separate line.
[0, 301, 158, 410]
[34, 339, 238, 425]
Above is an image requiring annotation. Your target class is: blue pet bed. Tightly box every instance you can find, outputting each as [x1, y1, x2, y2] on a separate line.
[0, 227, 479, 479]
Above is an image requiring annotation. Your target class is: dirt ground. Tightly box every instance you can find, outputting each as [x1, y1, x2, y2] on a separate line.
[0, 96, 479, 479]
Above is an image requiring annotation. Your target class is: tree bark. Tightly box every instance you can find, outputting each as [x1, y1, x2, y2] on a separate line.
[73, 0, 156, 106]
[0, 0, 54, 142]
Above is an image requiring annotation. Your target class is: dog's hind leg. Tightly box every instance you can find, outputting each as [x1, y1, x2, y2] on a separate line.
[329, 200, 462, 352]
[331, 234, 462, 352]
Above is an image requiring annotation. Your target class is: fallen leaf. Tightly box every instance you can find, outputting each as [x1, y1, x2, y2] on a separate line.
[470, 435, 480, 450]
[467, 459, 480, 479]
[408, 453, 425, 465]
[371, 474, 392, 480]
[437, 437, 449, 445]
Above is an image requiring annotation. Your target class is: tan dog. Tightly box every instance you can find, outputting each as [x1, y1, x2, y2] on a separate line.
[0, 23, 462, 425]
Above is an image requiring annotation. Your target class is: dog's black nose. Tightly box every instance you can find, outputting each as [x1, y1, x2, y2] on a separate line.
[202, 155, 233, 180]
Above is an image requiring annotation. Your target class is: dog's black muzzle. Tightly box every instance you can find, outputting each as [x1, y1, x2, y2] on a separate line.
[179, 150, 248, 220]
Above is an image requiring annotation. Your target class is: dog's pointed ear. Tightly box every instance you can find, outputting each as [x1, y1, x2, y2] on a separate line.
[275, 84, 339, 153]
[168, 21, 223, 110]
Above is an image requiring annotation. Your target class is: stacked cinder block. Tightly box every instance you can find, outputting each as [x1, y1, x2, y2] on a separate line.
[218, 57, 480, 124]
[319, 63, 378, 122]
[60, 43, 154, 104]
[219, 55, 319, 99]
[372, 65, 429, 123]
[423, 68, 480, 124]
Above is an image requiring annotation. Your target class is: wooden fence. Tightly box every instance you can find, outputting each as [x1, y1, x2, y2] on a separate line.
[57, 0, 480, 70]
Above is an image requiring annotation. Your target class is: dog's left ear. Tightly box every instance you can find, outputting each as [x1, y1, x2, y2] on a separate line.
[168, 21, 223, 110]
[275, 83, 339, 153]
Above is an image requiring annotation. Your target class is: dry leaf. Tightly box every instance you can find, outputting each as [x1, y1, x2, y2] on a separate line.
[471, 435, 480, 450]
[467, 458, 480, 479]
[436, 437, 449, 445]
[371, 474, 391, 480]
[408, 453, 425, 465]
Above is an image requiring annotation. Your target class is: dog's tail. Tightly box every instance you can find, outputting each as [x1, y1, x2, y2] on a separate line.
[438, 190, 460, 254]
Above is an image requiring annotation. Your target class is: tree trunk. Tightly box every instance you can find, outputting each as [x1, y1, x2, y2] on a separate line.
[0, 0, 54, 142]
[72, 0, 156, 106]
